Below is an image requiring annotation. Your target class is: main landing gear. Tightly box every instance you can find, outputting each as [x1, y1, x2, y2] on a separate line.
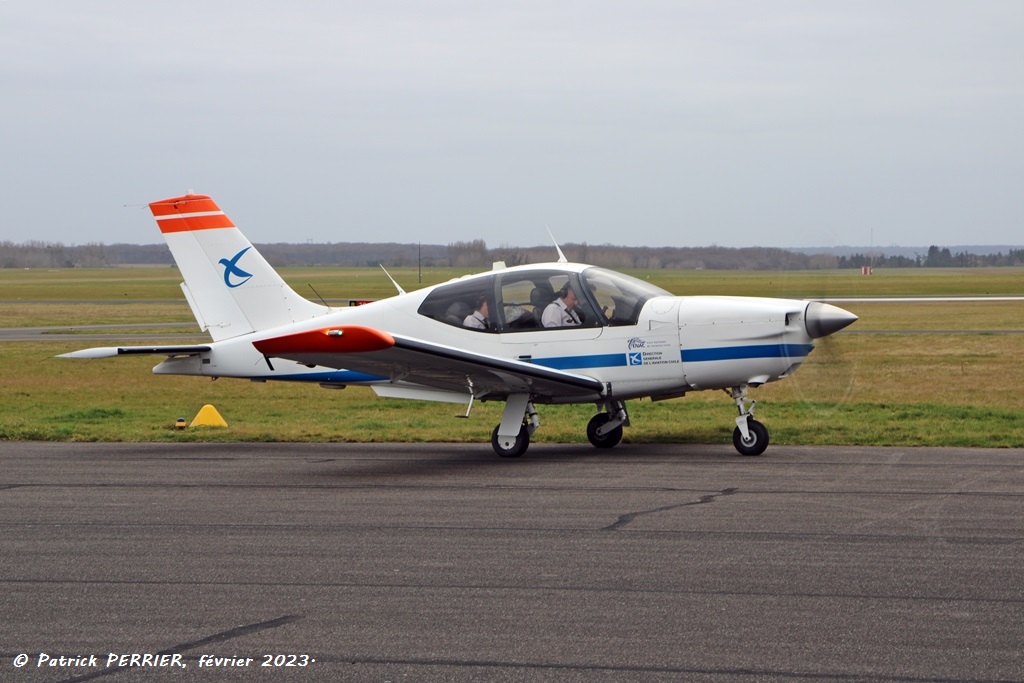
[729, 385, 769, 456]
[489, 391, 769, 458]
[491, 423, 530, 458]
[586, 400, 628, 449]
[491, 394, 538, 458]
[490, 397, 630, 457]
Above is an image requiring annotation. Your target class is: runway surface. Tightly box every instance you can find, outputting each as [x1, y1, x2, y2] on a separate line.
[2, 442, 1022, 682]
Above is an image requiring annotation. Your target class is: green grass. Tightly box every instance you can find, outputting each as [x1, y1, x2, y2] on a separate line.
[2, 266, 1023, 447]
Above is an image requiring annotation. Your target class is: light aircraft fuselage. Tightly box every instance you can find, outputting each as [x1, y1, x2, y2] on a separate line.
[61, 193, 857, 457]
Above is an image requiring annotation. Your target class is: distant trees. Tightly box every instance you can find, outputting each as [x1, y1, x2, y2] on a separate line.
[1, 240, 1022, 270]
[837, 246, 1024, 269]
[0, 241, 68, 268]
[447, 240, 489, 267]
[474, 243, 840, 271]
[836, 252, 919, 268]
[0, 241, 449, 269]
[0, 241, 174, 268]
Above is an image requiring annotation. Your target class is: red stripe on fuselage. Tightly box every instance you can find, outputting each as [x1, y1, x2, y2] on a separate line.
[254, 327, 396, 355]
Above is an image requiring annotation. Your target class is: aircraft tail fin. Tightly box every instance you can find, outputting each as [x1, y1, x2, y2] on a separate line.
[151, 193, 328, 341]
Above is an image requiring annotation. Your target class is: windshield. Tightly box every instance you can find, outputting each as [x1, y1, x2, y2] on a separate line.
[580, 267, 671, 326]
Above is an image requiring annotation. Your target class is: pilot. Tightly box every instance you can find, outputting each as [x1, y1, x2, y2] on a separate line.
[542, 285, 581, 328]
[463, 294, 489, 330]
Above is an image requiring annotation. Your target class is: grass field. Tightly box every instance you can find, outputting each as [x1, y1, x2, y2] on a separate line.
[3, 264, 1023, 300]
[2, 266, 1023, 448]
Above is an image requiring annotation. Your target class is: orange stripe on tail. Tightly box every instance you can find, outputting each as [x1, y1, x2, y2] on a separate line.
[149, 194, 236, 233]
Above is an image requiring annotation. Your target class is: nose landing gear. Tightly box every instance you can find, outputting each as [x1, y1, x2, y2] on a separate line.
[728, 386, 769, 456]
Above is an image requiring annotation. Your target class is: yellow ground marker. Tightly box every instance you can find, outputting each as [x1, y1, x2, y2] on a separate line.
[189, 404, 228, 428]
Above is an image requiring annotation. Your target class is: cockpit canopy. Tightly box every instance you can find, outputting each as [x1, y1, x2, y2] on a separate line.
[417, 266, 672, 333]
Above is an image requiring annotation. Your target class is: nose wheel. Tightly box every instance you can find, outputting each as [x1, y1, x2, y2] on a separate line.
[728, 386, 769, 456]
[733, 417, 769, 456]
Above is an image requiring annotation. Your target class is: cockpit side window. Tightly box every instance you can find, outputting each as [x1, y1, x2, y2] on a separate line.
[580, 267, 670, 326]
[497, 270, 600, 332]
[497, 275, 539, 330]
[418, 269, 650, 333]
[417, 276, 496, 332]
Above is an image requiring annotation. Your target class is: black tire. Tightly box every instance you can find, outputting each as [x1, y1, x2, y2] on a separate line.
[491, 424, 530, 458]
[586, 413, 623, 449]
[733, 418, 769, 456]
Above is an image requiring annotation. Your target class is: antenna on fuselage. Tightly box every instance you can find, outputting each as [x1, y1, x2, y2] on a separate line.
[546, 224, 568, 263]
[379, 264, 406, 295]
[307, 284, 330, 307]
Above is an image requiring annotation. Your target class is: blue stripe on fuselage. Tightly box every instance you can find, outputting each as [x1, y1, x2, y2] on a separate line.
[682, 343, 814, 362]
[528, 344, 813, 372]
[530, 353, 628, 371]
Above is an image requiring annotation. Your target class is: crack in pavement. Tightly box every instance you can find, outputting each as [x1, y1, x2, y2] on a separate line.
[603, 488, 739, 531]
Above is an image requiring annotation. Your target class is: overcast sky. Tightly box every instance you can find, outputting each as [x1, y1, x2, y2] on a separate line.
[2, 1, 1021, 249]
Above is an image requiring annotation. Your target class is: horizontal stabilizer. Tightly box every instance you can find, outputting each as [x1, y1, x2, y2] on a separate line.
[57, 345, 211, 359]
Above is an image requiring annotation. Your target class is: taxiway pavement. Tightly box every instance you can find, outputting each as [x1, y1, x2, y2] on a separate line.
[1, 442, 1022, 682]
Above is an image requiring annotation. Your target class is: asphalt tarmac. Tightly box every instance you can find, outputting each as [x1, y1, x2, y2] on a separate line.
[1, 442, 1022, 683]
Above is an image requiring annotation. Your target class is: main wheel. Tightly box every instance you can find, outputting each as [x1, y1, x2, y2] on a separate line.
[586, 413, 623, 449]
[733, 418, 769, 456]
[491, 424, 530, 458]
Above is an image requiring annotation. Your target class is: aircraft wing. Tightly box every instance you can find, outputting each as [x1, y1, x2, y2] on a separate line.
[57, 345, 211, 359]
[252, 325, 606, 401]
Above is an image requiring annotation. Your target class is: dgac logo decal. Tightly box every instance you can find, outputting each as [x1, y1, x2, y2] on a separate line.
[218, 247, 253, 288]
[627, 352, 644, 366]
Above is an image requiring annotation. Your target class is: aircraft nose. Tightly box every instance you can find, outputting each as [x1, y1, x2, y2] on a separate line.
[804, 301, 858, 339]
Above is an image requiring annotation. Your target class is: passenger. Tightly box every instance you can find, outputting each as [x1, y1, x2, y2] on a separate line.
[542, 285, 581, 328]
[463, 294, 489, 330]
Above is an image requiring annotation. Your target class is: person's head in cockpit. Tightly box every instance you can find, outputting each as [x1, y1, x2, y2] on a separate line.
[542, 285, 580, 328]
[464, 293, 489, 329]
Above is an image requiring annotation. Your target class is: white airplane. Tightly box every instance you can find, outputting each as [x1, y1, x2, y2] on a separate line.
[61, 193, 857, 457]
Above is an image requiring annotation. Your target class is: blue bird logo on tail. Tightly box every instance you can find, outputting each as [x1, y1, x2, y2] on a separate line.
[218, 247, 253, 288]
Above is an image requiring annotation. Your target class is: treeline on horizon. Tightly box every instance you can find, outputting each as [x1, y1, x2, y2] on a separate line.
[2, 240, 1023, 270]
